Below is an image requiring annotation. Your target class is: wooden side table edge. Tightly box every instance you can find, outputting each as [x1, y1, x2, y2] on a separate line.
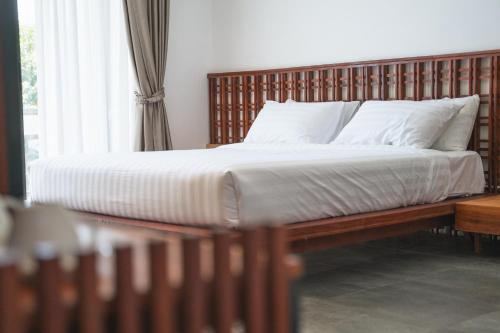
[455, 195, 500, 255]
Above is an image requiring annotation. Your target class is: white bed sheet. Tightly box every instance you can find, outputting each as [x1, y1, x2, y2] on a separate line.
[30, 144, 485, 226]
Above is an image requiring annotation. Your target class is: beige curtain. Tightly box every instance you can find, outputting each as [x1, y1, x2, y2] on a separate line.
[122, 0, 172, 151]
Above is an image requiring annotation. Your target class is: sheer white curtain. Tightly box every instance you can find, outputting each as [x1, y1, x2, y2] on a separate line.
[35, 0, 135, 157]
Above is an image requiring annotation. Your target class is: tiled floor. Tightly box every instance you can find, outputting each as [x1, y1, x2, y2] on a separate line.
[299, 232, 500, 333]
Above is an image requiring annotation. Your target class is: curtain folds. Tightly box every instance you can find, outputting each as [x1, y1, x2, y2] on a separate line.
[35, 0, 135, 157]
[122, 0, 172, 151]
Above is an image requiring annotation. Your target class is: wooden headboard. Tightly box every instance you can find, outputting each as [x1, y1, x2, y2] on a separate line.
[207, 50, 500, 192]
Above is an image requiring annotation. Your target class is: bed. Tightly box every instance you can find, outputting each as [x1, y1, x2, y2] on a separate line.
[30, 49, 500, 252]
[30, 143, 484, 226]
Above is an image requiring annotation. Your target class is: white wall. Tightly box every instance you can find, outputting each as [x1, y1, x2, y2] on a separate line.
[165, 0, 212, 149]
[211, 0, 500, 71]
[167, 0, 500, 148]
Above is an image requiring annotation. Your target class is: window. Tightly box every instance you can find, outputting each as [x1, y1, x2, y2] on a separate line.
[18, 0, 135, 195]
[18, 0, 39, 193]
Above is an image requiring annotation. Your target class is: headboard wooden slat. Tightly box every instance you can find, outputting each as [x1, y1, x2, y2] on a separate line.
[208, 49, 500, 192]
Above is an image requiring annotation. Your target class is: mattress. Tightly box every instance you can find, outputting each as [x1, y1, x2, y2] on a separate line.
[30, 144, 485, 227]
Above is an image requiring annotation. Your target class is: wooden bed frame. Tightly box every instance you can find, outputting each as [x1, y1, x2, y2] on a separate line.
[83, 49, 500, 252]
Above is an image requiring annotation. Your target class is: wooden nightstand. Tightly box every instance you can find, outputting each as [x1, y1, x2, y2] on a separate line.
[455, 195, 500, 254]
[206, 143, 223, 149]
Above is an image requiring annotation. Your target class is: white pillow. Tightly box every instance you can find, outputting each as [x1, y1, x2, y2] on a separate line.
[286, 99, 361, 128]
[244, 100, 354, 144]
[332, 99, 462, 149]
[431, 95, 480, 151]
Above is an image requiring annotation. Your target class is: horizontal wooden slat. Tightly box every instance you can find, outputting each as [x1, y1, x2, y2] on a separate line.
[287, 195, 489, 242]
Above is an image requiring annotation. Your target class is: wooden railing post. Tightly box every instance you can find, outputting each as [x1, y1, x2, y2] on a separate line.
[77, 252, 103, 333]
[267, 225, 289, 333]
[37, 248, 65, 333]
[149, 241, 174, 333]
[0, 257, 20, 333]
[242, 228, 266, 333]
[213, 231, 234, 333]
[182, 236, 204, 333]
[115, 246, 140, 333]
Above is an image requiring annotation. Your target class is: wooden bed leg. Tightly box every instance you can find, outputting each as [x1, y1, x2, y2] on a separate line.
[474, 234, 482, 255]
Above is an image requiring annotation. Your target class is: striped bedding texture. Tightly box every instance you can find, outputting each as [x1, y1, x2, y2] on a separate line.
[30, 144, 485, 227]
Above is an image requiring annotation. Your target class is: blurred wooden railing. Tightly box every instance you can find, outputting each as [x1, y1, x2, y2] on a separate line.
[0, 226, 302, 333]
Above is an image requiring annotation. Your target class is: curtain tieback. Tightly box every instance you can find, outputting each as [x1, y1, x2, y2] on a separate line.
[135, 88, 165, 104]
